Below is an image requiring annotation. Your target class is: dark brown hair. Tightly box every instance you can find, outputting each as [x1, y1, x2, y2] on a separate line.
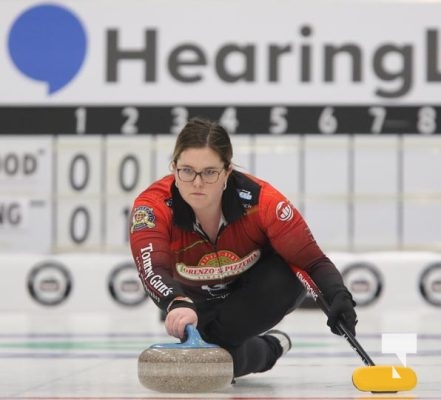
[172, 117, 233, 168]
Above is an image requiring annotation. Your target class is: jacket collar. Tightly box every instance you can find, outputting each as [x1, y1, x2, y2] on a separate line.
[171, 170, 247, 231]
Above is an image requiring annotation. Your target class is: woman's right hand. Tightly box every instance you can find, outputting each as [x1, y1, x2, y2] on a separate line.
[165, 307, 198, 339]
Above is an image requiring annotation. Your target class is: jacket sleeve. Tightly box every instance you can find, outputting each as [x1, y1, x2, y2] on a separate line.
[129, 195, 189, 312]
[258, 183, 351, 303]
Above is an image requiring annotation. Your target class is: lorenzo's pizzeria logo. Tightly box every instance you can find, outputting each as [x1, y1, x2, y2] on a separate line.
[131, 206, 156, 233]
[176, 249, 261, 281]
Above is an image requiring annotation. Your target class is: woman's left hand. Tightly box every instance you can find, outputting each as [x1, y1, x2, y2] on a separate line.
[327, 291, 357, 336]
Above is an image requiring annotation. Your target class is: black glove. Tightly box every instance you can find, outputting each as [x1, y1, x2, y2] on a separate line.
[327, 291, 357, 336]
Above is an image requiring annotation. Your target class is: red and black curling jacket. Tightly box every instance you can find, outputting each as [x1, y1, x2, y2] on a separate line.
[130, 170, 347, 312]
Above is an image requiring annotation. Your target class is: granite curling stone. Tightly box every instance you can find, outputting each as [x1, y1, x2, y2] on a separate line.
[138, 325, 234, 393]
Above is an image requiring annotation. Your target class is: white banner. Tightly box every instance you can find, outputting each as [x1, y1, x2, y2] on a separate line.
[1, 0, 441, 104]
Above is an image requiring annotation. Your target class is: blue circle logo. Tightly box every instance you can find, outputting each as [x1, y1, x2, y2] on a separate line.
[8, 4, 87, 94]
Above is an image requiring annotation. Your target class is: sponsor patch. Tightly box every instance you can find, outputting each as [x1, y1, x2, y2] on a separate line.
[201, 283, 229, 298]
[131, 206, 156, 232]
[139, 243, 173, 297]
[238, 189, 252, 200]
[276, 200, 294, 221]
[176, 249, 261, 281]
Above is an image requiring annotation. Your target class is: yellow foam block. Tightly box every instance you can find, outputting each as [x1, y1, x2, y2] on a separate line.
[352, 365, 417, 392]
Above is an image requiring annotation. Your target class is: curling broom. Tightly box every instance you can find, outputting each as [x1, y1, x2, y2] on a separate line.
[291, 265, 417, 393]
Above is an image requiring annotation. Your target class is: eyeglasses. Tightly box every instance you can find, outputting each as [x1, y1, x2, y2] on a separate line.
[176, 167, 224, 183]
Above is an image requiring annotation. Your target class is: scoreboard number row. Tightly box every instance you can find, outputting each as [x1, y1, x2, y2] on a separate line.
[74, 106, 440, 135]
[1, 105, 440, 134]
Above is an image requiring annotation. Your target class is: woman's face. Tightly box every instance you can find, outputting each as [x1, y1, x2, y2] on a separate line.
[173, 147, 230, 212]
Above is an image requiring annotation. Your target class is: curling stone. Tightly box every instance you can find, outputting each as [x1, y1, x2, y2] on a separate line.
[138, 325, 233, 393]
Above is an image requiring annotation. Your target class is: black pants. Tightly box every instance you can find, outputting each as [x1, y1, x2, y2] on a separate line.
[196, 253, 306, 377]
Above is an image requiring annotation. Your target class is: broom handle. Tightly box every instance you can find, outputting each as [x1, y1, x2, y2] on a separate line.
[292, 265, 375, 367]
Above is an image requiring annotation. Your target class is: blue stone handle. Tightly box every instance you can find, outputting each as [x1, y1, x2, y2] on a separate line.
[150, 324, 219, 349]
